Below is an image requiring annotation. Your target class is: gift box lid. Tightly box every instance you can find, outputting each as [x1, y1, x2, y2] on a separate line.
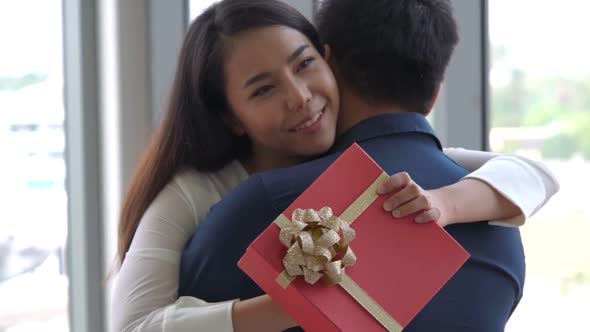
[239, 144, 470, 330]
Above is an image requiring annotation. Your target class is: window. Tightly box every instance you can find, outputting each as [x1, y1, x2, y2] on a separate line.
[189, 0, 314, 21]
[0, 0, 68, 331]
[489, 1, 590, 330]
[189, 0, 219, 20]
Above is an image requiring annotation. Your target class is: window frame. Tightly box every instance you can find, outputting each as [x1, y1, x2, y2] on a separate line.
[63, 0, 105, 330]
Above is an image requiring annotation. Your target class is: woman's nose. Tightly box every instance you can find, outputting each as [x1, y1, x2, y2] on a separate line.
[285, 78, 311, 111]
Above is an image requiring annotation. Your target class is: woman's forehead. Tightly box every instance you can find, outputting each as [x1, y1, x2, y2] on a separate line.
[223, 26, 313, 75]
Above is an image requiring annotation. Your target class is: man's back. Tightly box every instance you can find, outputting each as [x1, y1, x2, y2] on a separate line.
[180, 114, 525, 331]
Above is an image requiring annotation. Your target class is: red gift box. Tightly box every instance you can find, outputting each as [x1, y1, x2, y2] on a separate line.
[238, 144, 470, 331]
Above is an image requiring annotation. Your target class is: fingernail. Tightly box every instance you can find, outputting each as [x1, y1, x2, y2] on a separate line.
[415, 215, 429, 223]
[383, 203, 393, 212]
[377, 186, 385, 195]
[392, 210, 401, 218]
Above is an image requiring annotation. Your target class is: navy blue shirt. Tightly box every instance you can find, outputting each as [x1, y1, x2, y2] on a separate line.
[179, 114, 525, 332]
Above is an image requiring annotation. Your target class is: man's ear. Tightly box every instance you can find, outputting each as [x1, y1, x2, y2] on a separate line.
[223, 114, 246, 136]
[425, 84, 443, 116]
[324, 44, 340, 75]
[323, 44, 331, 62]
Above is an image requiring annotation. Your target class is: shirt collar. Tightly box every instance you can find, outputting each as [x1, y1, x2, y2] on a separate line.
[331, 113, 442, 152]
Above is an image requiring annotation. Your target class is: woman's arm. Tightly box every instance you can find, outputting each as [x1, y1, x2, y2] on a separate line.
[377, 148, 559, 227]
[232, 296, 296, 332]
[444, 148, 559, 226]
[112, 171, 296, 332]
[112, 173, 242, 332]
[428, 178, 521, 227]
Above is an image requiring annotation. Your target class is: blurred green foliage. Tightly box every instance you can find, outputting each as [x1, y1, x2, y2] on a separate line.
[491, 48, 590, 160]
[0, 73, 47, 91]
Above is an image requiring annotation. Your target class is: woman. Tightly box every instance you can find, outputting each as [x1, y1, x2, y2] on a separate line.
[112, 1, 558, 331]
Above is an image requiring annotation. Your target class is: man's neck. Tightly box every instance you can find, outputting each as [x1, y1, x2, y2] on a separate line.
[336, 89, 407, 136]
[241, 149, 303, 175]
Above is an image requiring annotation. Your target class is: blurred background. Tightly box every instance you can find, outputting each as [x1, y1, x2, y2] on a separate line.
[0, 0, 587, 331]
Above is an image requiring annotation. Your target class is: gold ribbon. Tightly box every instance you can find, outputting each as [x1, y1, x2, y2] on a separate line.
[280, 207, 357, 286]
[273, 171, 403, 332]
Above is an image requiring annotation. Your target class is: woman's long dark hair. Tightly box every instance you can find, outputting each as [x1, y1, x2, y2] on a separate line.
[116, 0, 324, 268]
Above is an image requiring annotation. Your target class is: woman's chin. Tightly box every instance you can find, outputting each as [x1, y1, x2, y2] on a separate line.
[298, 139, 335, 158]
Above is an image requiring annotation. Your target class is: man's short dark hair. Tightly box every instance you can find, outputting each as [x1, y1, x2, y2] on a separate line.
[316, 0, 459, 114]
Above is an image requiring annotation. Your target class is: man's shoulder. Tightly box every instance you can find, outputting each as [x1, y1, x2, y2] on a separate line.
[261, 153, 338, 185]
[213, 153, 340, 216]
[259, 153, 339, 204]
[211, 173, 269, 210]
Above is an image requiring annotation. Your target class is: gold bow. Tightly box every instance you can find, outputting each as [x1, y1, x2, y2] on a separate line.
[272, 172, 403, 331]
[280, 207, 357, 285]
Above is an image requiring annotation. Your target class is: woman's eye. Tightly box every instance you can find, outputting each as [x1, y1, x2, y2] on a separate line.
[297, 57, 315, 72]
[252, 85, 274, 97]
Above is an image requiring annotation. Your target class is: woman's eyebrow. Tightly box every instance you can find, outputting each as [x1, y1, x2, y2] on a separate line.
[286, 44, 309, 64]
[243, 72, 271, 89]
[243, 44, 310, 89]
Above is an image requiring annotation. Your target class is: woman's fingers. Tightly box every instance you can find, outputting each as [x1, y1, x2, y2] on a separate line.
[415, 208, 441, 224]
[382, 179, 422, 213]
[377, 172, 411, 195]
[389, 195, 432, 218]
[380, 172, 443, 225]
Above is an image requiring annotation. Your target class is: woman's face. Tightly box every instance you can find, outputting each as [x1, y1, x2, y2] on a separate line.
[223, 25, 340, 170]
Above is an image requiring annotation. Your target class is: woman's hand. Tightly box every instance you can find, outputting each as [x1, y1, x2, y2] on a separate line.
[377, 172, 450, 227]
[232, 295, 297, 332]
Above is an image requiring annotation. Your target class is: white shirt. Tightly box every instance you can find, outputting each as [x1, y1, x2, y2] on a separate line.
[111, 149, 559, 332]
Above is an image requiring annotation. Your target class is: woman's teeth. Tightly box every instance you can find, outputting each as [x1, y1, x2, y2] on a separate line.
[295, 111, 323, 131]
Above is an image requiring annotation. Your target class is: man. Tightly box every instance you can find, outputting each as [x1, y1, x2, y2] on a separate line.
[179, 1, 525, 331]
